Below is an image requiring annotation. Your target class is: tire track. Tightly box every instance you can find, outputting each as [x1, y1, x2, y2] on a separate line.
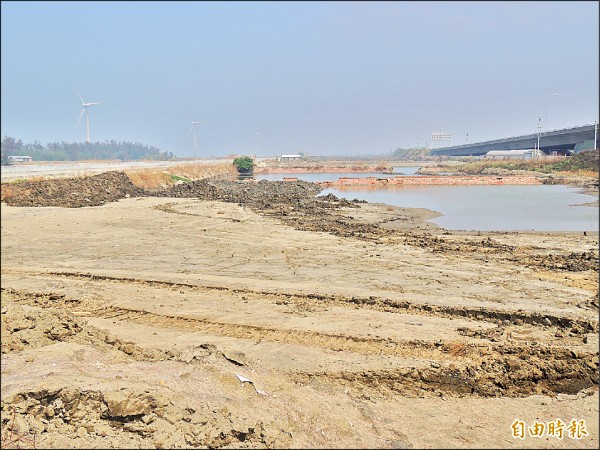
[65, 303, 600, 396]
[95, 305, 449, 361]
[5, 286, 598, 398]
[292, 353, 599, 398]
[0, 286, 518, 364]
[18, 269, 595, 332]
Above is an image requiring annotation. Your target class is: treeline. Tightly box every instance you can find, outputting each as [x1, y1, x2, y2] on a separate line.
[1, 136, 174, 165]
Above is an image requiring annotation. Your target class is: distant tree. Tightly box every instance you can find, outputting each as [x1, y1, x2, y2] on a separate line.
[0, 137, 174, 162]
[1, 136, 25, 165]
[233, 156, 254, 174]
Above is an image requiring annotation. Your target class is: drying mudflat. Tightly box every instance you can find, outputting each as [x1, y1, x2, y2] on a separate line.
[1, 172, 598, 448]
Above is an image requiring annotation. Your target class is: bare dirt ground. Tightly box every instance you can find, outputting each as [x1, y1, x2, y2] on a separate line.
[1, 172, 598, 449]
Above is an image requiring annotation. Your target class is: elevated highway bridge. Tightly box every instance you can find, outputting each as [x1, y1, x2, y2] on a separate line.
[431, 124, 598, 157]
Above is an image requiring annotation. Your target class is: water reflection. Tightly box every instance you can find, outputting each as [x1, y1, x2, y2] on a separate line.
[321, 184, 598, 232]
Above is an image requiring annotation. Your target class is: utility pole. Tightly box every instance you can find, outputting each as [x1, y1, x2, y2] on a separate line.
[594, 115, 598, 150]
[536, 117, 542, 156]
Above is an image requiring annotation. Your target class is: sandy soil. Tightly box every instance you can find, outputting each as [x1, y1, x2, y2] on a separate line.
[1, 174, 598, 449]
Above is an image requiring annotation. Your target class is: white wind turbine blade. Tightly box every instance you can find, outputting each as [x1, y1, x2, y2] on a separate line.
[76, 109, 85, 129]
[188, 126, 194, 136]
[75, 87, 85, 104]
[85, 101, 103, 106]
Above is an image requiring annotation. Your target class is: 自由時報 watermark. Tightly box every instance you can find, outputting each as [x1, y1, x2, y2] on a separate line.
[511, 419, 588, 440]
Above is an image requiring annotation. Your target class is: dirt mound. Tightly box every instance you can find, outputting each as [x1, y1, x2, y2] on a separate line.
[153, 178, 392, 240]
[0, 289, 167, 361]
[2, 171, 145, 208]
[2, 173, 334, 211]
[518, 250, 599, 272]
[403, 233, 516, 254]
[157, 178, 324, 207]
[0, 171, 422, 242]
[1, 385, 277, 449]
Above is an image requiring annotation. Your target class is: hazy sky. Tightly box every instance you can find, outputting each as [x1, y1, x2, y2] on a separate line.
[1, 1, 598, 157]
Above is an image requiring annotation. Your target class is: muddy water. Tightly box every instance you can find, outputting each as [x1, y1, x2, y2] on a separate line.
[256, 173, 598, 231]
[322, 184, 599, 232]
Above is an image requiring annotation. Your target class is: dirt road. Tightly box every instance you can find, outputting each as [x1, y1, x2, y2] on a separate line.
[1, 174, 598, 448]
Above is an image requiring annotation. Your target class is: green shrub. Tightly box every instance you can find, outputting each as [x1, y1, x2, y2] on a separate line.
[169, 174, 192, 183]
[233, 156, 254, 174]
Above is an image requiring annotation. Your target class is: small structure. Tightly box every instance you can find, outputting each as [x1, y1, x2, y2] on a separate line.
[573, 140, 595, 154]
[8, 155, 33, 163]
[483, 149, 539, 160]
[279, 154, 303, 161]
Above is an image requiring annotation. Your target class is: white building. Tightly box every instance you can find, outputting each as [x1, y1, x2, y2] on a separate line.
[279, 154, 303, 161]
[8, 155, 33, 163]
[483, 149, 540, 160]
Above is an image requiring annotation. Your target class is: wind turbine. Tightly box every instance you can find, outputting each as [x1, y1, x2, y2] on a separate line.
[75, 87, 102, 143]
[188, 118, 202, 158]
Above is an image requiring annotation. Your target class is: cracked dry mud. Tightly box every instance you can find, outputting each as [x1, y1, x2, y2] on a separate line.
[1, 172, 599, 448]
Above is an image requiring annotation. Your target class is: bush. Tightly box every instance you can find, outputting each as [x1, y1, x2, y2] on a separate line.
[548, 149, 599, 173]
[233, 156, 254, 174]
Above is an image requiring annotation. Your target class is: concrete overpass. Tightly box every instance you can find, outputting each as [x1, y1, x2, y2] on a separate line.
[431, 124, 598, 157]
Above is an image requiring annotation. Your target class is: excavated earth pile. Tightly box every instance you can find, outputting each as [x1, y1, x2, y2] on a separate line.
[1, 172, 145, 208]
[155, 178, 324, 207]
[155, 179, 383, 240]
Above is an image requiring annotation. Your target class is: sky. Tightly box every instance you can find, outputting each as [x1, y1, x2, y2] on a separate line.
[1, 1, 599, 158]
